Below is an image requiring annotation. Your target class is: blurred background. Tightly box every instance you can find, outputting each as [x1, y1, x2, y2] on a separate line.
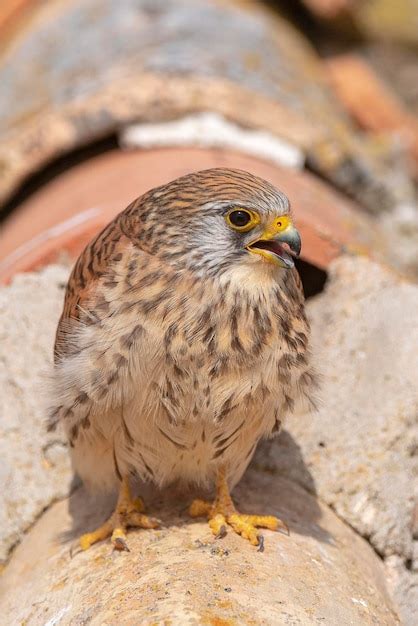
[0, 0, 417, 292]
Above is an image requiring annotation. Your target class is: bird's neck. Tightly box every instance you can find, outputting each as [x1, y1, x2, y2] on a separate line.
[215, 262, 289, 299]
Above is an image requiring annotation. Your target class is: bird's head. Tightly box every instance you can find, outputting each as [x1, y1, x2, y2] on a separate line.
[222, 205, 301, 270]
[137, 168, 301, 278]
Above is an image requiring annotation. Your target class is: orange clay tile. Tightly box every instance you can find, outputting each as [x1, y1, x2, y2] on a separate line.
[326, 54, 418, 176]
[0, 147, 383, 284]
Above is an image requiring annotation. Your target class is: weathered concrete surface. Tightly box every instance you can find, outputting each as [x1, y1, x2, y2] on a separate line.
[0, 264, 72, 562]
[256, 255, 418, 624]
[0, 471, 399, 625]
[0, 257, 415, 622]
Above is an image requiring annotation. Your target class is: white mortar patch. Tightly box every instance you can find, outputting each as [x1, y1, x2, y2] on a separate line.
[120, 112, 304, 170]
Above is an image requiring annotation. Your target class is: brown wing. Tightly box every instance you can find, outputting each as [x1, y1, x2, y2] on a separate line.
[54, 210, 135, 363]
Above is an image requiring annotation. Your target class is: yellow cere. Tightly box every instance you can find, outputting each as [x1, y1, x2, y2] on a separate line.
[246, 214, 295, 266]
[261, 214, 292, 240]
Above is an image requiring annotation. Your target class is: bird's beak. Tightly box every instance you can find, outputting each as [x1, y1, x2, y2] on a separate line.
[246, 215, 301, 269]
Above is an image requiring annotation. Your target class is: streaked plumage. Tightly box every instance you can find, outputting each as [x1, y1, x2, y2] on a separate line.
[49, 168, 317, 550]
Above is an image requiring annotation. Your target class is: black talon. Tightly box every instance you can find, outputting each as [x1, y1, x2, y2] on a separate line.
[216, 525, 227, 539]
[257, 535, 265, 552]
[113, 537, 130, 552]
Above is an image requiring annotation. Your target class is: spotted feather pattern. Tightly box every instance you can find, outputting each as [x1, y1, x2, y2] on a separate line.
[50, 168, 318, 491]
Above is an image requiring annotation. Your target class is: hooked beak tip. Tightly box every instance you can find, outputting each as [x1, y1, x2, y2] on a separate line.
[280, 225, 301, 258]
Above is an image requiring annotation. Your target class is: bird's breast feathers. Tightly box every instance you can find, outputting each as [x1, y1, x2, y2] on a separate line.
[51, 247, 316, 488]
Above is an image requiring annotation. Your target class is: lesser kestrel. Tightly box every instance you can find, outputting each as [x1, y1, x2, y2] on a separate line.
[49, 168, 317, 551]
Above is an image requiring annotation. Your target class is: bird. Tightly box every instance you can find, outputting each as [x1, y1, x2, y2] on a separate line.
[48, 167, 317, 552]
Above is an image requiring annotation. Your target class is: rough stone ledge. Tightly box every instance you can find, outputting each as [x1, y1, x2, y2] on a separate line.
[0, 471, 400, 625]
[256, 255, 418, 624]
[1, 258, 415, 622]
[0, 264, 72, 563]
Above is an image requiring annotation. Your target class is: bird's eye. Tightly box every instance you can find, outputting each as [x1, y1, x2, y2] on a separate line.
[229, 210, 251, 227]
[226, 209, 259, 232]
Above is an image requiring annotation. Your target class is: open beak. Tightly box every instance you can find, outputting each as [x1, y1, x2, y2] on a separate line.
[246, 216, 301, 269]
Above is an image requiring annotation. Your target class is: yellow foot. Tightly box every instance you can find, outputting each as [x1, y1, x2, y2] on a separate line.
[189, 499, 286, 551]
[79, 481, 159, 552]
[189, 498, 288, 552]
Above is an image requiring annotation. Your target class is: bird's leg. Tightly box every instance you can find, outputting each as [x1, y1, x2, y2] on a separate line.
[79, 477, 159, 551]
[189, 467, 288, 551]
